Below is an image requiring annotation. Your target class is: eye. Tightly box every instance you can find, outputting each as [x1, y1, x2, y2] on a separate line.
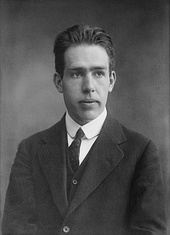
[93, 71, 105, 78]
[71, 72, 83, 78]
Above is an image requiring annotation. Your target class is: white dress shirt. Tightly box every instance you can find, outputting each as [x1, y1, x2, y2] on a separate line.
[65, 108, 107, 165]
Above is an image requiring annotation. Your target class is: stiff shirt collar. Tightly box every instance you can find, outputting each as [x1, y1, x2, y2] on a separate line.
[65, 108, 107, 140]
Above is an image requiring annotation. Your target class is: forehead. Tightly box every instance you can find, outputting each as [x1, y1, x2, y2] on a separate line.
[64, 44, 109, 69]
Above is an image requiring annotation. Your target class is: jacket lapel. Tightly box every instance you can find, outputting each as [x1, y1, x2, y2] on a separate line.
[67, 115, 127, 216]
[37, 116, 68, 218]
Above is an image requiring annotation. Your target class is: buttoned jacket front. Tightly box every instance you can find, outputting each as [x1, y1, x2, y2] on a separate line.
[2, 114, 167, 235]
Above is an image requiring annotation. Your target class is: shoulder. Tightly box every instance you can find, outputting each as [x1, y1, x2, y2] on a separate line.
[119, 124, 160, 169]
[105, 114, 151, 146]
[105, 115, 157, 155]
[18, 116, 65, 153]
[105, 117, 160, 170]
[120, 123, 149, 144]
[121, 122, 157, 153]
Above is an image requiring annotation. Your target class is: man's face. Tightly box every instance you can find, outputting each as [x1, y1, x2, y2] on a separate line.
[54, 44, 116, 125]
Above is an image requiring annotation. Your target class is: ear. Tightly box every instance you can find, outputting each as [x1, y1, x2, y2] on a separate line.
[53, 73, 63, 93]
[108, 71, 116, 92]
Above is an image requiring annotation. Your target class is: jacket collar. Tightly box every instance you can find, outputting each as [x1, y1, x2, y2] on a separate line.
[103, 113, 127, 144]
[41, 113, 126, 145]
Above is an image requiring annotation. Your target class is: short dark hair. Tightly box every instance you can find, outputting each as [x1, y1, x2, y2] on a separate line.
[53, 25, 115, 78]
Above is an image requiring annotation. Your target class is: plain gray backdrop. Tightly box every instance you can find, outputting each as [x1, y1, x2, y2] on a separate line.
[1, 0, 169, 230]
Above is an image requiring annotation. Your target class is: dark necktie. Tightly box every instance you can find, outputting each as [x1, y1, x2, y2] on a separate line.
[69, 128, 85, 173]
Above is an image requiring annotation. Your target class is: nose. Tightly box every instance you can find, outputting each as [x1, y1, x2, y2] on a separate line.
[82, 74, 95, 93]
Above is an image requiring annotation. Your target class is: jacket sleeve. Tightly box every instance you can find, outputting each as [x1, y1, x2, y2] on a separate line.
[129, 140, 167, 235]
[1, 140, 37, 235]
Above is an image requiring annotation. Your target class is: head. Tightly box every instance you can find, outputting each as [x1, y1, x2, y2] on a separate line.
[53, 24, 115, 78]
[53, 25, 116, 125]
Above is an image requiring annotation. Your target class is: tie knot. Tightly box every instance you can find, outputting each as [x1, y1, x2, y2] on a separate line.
[75, 128, 85, 140]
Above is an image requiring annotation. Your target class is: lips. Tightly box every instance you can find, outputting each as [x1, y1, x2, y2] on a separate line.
[79, 99, 98, 104]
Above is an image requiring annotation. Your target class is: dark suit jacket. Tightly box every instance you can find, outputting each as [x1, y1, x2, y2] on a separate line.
[2, 114, 167, 235]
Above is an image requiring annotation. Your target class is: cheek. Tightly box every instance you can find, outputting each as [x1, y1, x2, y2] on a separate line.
[63, 80, 81, 92]
[97, 77, 110, 88]
[99, 89, 110, 104]
[98, 82, 110, 95]
[63, 83, 74, 96]
[63, 85, 79, 103]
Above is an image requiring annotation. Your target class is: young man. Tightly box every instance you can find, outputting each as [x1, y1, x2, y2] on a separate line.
[2, 25, 167, 235]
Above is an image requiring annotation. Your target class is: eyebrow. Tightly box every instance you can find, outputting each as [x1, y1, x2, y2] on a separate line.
[67, 66, 107, 71]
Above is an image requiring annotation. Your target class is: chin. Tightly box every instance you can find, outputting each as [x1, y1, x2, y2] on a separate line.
[79, 112, 100, 125]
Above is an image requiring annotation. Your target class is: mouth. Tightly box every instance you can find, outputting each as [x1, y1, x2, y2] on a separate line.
[79, 99, 99, 108]
[79, 99, 98, 104]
